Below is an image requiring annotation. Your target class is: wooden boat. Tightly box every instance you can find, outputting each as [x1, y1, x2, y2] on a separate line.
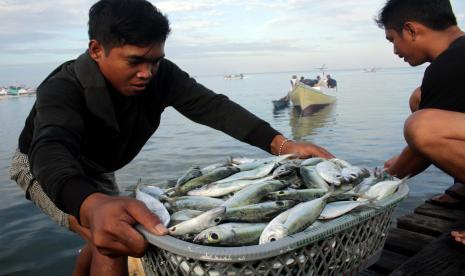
[272, 95, 289, 110]
[289, 83, 336, 116]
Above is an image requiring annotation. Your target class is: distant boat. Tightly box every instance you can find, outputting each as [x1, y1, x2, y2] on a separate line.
[0, 87, 7, 96]
[363, 67, 378, 73]
[224, 73, 244, 80]
[289, 83, 336, 116]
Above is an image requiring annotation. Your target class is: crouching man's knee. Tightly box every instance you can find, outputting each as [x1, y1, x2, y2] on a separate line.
[404, 109, 439, 152]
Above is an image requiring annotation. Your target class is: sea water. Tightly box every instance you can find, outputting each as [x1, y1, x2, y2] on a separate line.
[0, 67, 451, 275]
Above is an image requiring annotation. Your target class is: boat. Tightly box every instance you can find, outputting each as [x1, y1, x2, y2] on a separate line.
[289, 83, 336, 116]
[224, 73, 244, 80]
[272, 95, 290, 111]
[0, 87, 7, 96]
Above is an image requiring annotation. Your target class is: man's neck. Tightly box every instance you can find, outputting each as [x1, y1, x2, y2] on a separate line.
[428, 26, 465, 61]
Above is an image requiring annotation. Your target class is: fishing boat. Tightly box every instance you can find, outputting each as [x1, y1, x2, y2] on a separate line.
[224, 73, 244, 80]
[0, 87, 7, 96]
[272, 95, 289, 111]
[289, 83, 336, 116]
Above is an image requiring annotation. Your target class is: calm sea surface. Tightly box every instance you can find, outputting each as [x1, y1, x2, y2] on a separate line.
[0, 67, 452, 275]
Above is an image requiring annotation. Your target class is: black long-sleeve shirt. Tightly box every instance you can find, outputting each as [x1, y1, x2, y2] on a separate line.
[18, 51, 280, 218]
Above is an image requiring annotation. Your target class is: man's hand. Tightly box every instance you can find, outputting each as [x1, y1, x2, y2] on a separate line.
[79, 193, 168, 257]
[271, 135, 334, 159]
[384, 155, 399, 173]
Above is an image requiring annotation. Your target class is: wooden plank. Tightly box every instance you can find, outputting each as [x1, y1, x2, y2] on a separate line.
[415, 203, 465, 222]
[396, 213, 455, 237]
[389, 231, 465, 276]
[370, 250, 409, 274]
[128, 257, 146, 276]
[384, 228, 435, 256]
[357, 268, 386, 276]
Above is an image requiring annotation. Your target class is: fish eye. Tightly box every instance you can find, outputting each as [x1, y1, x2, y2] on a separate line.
[270, 237, 276, 242]
[278, 191, 285, 195]
[214, 218, 221, 223]
[209, 233, 220, 241]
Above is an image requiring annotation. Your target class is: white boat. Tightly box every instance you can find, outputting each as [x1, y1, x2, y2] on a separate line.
[224, 73, 244, 80]
[0, 88, 7, 96]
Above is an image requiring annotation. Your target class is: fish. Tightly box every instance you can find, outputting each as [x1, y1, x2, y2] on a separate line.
[363, 176, 408, 200]
[193, 223, 267, 246]
[341, 166, 370, 183]
[175, 166, 202, 189]
[283, 194, 331, 235]
[215, 162, 277, 184]
[315, 161, 344, 186]
[168, 206, 226, 236]
[136, 183, 166, 199]
[222, 180, 290, 208]
[224, 200, 296, 222]
[135, 184, 171, 226]
[259, 209, 291, 244]
[300, 166, 330, 190]
[267, 188, 328, 202]
[169, 209, 204, 226]
[173, 166, 239, 196]
[300, 157, 326, 167]
[163, 196, 224, 212]
[272, 163, 299, 178]
[329, 158, 352, 168]
[233, 154, 295, 172]
[319, 200, 369, 220]
[260, 194, 331, 244]
[187, 175, 275, 197]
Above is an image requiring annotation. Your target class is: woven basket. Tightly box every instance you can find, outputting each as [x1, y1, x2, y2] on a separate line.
[138, 184, 408, 276]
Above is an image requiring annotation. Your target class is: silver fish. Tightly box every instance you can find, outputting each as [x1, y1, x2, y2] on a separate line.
[267, 188, 328, 202]
[174, 166, 239, 196]
[329, 158, 352, 168]
[222, 180, 290, 208]
[187, 175, 275, 197]
[169, 209, 204, 226]
[315, 161, 344, 186]
[135, 184, 170, 226]
[300, 157, 326, 166]
[363, 176, 408, 200]
[193, 223, 267, 246]
[224, 200, 296, 222]
[300, 166, 330, 190]
[164, 196, 224, 212]
[283, 194, 331, 235]
[233, 154, 295, 171]
[341, 166, 370, 183]
[168, 206, 226, 236]
[215, 162, 277, 184]
[259, 209, 291, 244]
[319, 200, 368, 220]
[175, 166, 202, 188]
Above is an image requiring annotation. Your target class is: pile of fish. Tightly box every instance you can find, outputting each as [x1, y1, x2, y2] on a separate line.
[135, 154, 407, 247]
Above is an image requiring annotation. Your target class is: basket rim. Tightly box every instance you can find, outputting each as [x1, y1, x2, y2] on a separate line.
[137, 184, 409, 262]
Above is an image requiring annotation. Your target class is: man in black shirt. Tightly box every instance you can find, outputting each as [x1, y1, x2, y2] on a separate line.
[10, 0, 334, 274]
[376, 0, 465, 245]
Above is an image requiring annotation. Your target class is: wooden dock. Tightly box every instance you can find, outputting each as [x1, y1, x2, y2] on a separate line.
[360, 202, 465, 275]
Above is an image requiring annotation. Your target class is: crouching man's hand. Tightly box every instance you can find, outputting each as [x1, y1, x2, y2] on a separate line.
[79, 193, 167, 257]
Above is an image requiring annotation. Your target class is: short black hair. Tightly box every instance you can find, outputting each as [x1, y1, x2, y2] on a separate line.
[376, 0, 457, 33]
[88, 0, 170, 51]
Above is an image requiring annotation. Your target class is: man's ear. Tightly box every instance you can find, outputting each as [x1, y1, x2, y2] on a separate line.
[403, 22, 419, 41]
[88, 40, 104, 62]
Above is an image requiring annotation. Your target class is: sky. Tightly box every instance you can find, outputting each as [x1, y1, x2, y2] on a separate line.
[0, 0, 464, 86]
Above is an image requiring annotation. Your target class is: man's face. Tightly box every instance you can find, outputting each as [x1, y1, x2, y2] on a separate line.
[385, 28, 425, 66]
[90, 41, 165, 96]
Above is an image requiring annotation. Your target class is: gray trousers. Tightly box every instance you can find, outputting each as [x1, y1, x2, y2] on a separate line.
[9, 149, 119, 229]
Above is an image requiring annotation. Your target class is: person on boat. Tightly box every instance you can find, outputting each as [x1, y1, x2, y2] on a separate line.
[376, 0, 465, 244]
[326, 75, 337, 88]
[9, 0, 335, 274]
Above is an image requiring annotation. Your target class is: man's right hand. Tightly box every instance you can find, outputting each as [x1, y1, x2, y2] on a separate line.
[79, 193, 168, 257]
